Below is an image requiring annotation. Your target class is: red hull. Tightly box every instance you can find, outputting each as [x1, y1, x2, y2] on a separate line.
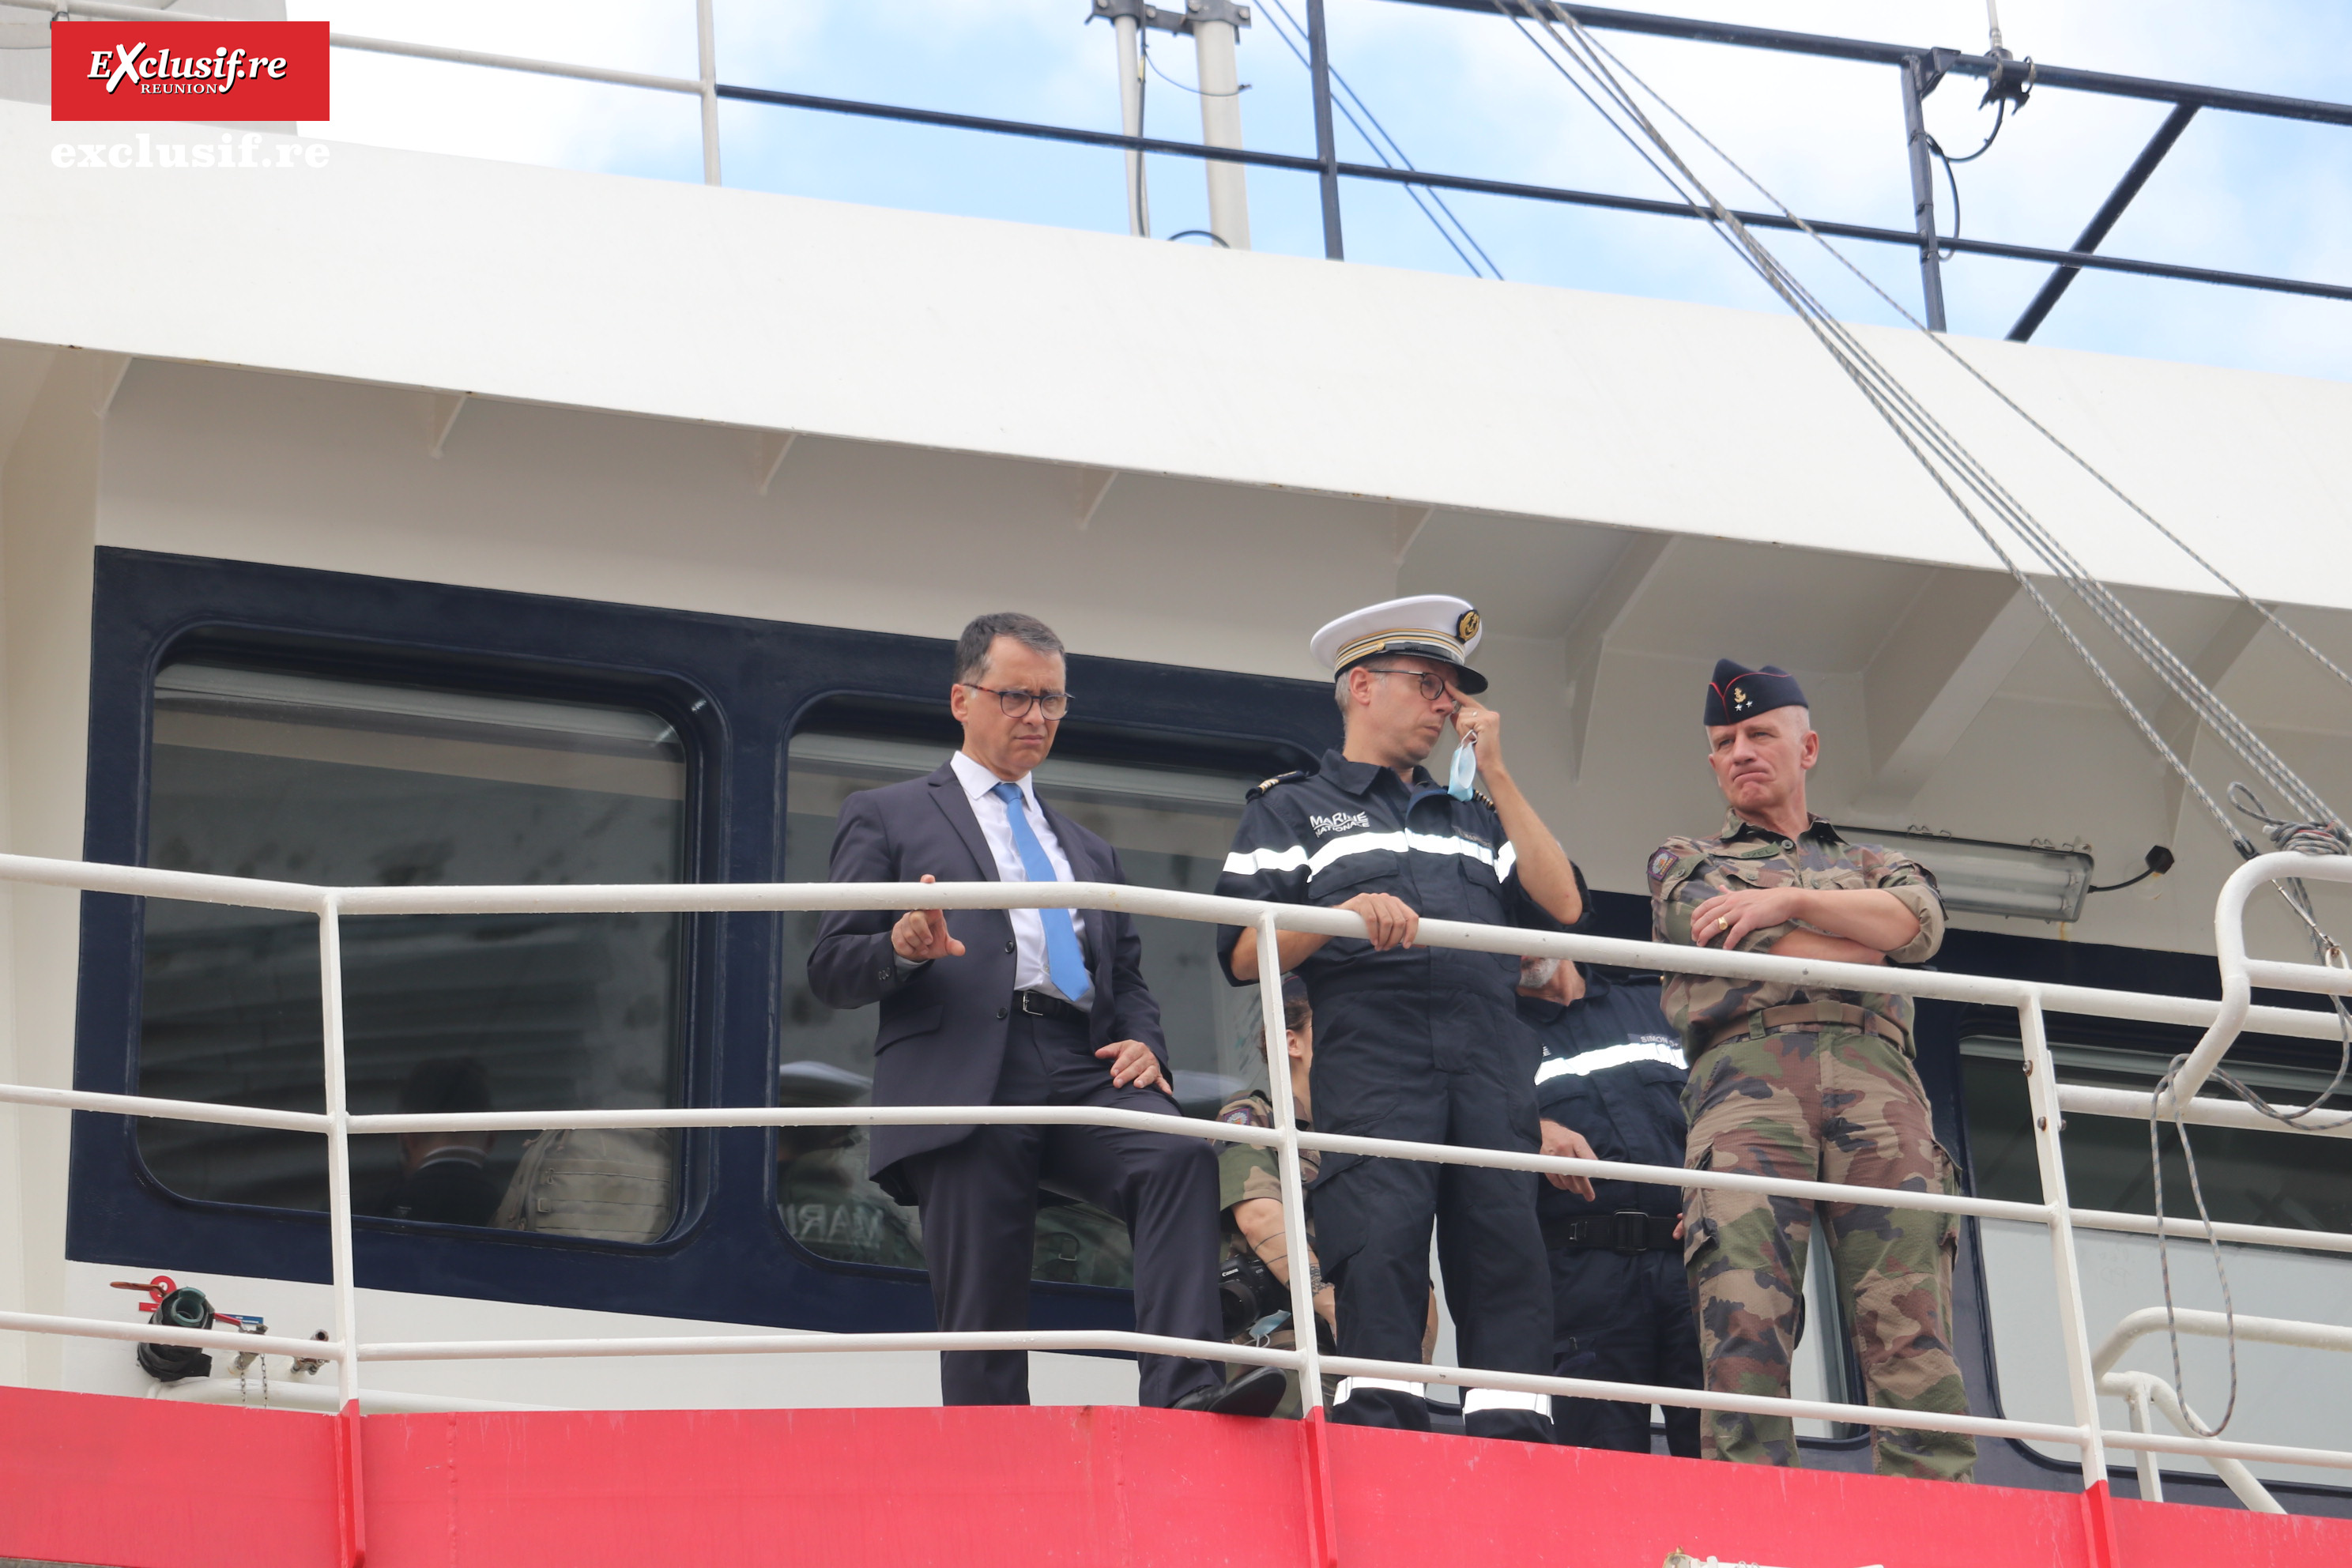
[2, 1385, 2345, 1567]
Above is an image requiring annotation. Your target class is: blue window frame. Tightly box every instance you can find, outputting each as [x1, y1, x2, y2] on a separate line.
[70, 546, 1332, 1340]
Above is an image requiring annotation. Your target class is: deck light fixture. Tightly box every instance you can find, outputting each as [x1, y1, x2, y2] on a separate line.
[1841, 827, 2096, 923]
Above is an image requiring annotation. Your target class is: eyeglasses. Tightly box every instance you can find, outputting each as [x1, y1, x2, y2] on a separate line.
[964, 684, 1073, 719]
[1360, 667, 1457, 703]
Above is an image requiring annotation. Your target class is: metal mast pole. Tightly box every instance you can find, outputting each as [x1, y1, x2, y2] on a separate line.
[1899, 55, 1948, 330]
[1193, 1, 1253, 249]
[1114, 9, 1152, 237]
[1305, 0, 1344, 259]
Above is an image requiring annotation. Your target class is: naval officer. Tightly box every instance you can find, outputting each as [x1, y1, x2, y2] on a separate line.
[1215, 596, 1587, 1443]
[1517, 959, 1703, 1457]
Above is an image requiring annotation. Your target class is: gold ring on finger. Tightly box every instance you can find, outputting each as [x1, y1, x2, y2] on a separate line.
[1717, 915, 1728, 931]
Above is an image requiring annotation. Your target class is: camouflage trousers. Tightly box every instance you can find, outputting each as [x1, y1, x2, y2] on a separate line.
[1681, 1027, 1975, 1482]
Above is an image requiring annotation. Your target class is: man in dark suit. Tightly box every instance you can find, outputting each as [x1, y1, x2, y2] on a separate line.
[808, 611, 1282, 1415]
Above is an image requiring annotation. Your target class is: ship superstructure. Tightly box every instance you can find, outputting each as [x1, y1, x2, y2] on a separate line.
[2, 3, 2351, 1563]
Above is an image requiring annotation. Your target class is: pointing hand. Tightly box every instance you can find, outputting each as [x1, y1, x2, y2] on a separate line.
[891, 875, 966, 961]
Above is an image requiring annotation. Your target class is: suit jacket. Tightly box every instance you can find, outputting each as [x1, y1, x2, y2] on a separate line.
[806, 760, 1167, 1197]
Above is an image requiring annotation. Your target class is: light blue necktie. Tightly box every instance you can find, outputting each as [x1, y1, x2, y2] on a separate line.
[990, 782, 1093, 1002]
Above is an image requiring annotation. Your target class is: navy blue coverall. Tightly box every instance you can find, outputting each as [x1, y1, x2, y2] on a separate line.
[1522, 967, 1703, 1456]
[1216, 748, 1575, 1445]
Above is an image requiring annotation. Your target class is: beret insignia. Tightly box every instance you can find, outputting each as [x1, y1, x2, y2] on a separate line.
[1704, 660, 1807, 726]
[1455, 609, 1480, 643]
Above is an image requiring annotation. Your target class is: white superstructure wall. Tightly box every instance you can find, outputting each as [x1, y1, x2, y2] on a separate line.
[0, 345, 103, 1389]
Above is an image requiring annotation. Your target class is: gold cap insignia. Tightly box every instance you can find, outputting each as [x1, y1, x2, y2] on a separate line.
[1732, 684, 1749, 709]
[1455, 609, 1480, 643]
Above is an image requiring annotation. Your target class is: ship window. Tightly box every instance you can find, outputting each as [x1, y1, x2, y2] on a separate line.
[777, 729, 1268, 1285]
[1962, 1035, 2352, 1487]
[138, 662, 691, 1240]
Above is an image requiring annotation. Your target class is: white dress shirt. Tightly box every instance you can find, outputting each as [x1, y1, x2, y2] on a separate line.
[949, 749, 1091, 1001]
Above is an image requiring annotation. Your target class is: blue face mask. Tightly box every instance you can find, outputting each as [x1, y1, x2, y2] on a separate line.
[1448, 736, 1477, 801]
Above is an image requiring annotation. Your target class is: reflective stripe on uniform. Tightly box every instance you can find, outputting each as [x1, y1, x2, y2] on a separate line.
[1220, 830, 1512, 883]
[1533, 1040, 1687, 1084]
[1461, 1387, 1552, 1417]
[1332, 1376, 1422, 1404]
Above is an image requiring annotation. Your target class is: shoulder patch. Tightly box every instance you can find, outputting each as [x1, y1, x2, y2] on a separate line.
[1648, 846, 1681, 885]
[1246, 767, 1315, 802]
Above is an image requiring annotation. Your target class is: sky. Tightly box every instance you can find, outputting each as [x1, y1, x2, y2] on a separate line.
[287, 1, 2352, 383]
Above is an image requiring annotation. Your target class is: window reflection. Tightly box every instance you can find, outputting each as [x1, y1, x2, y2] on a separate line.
[778, 729, 1269, 1287]
[138, 663, 690, 1236]
[1963, 1036, 2352, 1230]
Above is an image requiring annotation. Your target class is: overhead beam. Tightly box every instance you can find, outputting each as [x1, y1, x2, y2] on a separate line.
[1851, 574, 2044, 820]
[1392, 506, 1434, 566]
[1561, 533, 1675, 781]
[2158, 601, 2268, 841]
[91, 353, 134, 418]
[1372, 2, 2352, 126]
[755, 431, 797, 496]
[427, 391, 469, 458]
[710, 80, 2352, 304]
[1072, 467, 1118, 531]
[2009, 104, 2200, 342]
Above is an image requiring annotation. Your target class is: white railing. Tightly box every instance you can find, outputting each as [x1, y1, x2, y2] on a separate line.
[5, 850, 2352, 1513]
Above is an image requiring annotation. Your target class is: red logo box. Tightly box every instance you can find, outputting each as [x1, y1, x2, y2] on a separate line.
[51, 21, 328, 122]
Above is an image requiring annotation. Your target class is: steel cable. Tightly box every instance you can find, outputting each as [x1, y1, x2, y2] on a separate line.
[1565, 24, 2352, 740]
[1501, 0, 2352, 1443]
[1513, 2, 2342, 853]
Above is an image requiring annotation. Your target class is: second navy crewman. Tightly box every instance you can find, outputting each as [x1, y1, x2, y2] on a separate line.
[1216, 595, 1587, 1445]
[1518, 959, 1702, 1457]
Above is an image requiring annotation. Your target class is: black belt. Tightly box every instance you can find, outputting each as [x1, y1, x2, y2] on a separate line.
[1015, 989, 1087, 1023]
[1544, 1210, 1680, 1254]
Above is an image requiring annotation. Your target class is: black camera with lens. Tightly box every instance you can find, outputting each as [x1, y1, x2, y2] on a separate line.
[1218, 1249, 1284, 1340]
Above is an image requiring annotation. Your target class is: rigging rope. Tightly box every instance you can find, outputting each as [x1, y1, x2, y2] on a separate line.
[1561, 21, 2352, 746]
[1495, 0, 2352, 1441]
[1512, 1, 2346, 850]
[1262, 0, 1502, 280]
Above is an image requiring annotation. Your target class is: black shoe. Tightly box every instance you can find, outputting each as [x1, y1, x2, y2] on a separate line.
[1170, 1364, 1287, 1418]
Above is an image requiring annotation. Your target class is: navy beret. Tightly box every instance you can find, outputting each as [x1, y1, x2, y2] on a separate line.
[1704, 660, 1807, 726]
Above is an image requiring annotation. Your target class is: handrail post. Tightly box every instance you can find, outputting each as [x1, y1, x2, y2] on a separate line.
[318, 895, 368, 1564]
[1898, 55, 1948, 330]
[1304, 0, 1345, 259]
[2018, 993, 2113, 1502]
[1254, 913, 1321, 1407]
[2124, 1378, 2164, 1502]
[695, 0, 722, 185]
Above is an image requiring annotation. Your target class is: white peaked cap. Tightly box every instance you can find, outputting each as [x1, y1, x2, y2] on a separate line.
[1310, 594, 1488, 695]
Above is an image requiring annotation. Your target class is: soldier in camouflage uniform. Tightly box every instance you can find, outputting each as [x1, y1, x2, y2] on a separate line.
[1214, 975, 1339, 1417]
[1649, 661, 1973, 1482]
